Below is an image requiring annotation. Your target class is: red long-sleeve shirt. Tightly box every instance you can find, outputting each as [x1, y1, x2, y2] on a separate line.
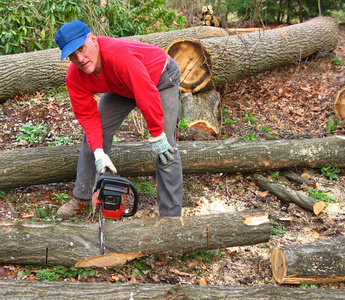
[66, 37, 167, 151]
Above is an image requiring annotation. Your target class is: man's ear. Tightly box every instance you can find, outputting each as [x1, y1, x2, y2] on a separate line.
[90, 34, 98, 45]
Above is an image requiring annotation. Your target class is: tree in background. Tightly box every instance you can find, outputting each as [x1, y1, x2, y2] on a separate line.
[226, 0, 345, 25]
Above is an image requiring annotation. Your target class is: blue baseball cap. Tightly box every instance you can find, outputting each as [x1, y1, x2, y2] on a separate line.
[55, 20, 90, 60]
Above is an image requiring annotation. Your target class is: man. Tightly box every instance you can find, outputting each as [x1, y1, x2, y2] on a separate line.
[54, 20, 183, 218]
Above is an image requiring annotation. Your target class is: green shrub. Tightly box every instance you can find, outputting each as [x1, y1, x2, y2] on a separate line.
[0, 0, 188, 55]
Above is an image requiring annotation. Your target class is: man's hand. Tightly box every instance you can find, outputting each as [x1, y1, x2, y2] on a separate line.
[94, 148, 117, 173]
[148, 132, 175, 165]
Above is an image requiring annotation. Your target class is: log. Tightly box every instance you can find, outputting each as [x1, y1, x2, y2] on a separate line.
[271, 235, 345, 284]
[179, 90, 220, 136]
[166, 16, 339, 92]
[280, 170, 315, 185]
[253, 174, 325, 215]
[334, 86, 345, 120]
[1, 282, 345, 300]
[1, 135, 345, 189]
[0, 26, 227, 103]
[0, 210, 270, 266]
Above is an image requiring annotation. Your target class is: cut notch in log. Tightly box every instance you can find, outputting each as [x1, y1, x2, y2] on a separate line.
[271, 236, 345, 284]
[334, 86, 345, 120]
[166, 38, 213, 92]
[188, 119, 218, 136]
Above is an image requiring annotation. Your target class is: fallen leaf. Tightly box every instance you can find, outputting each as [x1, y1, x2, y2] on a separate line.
[75, 252, 145, 268]
[199, 277, 210, 285]
[170, 268, 192, 277]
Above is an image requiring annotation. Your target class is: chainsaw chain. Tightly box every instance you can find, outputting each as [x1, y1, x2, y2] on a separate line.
[97, 204, 106, 255]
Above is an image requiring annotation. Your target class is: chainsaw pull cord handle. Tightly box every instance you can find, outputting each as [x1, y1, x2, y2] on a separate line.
[123, 181, 139, 218]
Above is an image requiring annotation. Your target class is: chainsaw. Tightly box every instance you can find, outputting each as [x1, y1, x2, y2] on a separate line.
[92, 172, 139, 255]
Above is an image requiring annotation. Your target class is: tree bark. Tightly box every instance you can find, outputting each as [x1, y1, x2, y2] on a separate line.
[253, 174, 325, 215]
[280, 170, 315, 185]
[166, 16, 339, 92]
[179, 90, 220, 136]
[271, 235, 345, 284]
[1, 281, 345, 299]
[0, 210, 270, 266]
[1, 135, 345, 190]
[0, 26, 227, 103]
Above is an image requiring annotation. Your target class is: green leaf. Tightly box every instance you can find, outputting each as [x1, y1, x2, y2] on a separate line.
[41, 29, 45, 40]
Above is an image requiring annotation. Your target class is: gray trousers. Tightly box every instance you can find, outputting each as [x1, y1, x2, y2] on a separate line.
[73, 58, 183, 216]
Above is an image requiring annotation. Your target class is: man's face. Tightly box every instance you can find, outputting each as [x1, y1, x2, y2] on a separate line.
[68, 34, 101, 76]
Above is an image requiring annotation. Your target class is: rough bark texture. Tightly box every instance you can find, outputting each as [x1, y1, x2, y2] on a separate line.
[253, 174, 325, 215]
[0, 210, 270, 266]
[1, 281, 345, 299]
[1, 136, 345, 190]
[0, 26, 227, 103]
[166, 17, 339, 92]
[0, 48, 68, 102]
[271, 235, 345, 284]
[178, 90, 220, 135]
[280, 170, 315, 185]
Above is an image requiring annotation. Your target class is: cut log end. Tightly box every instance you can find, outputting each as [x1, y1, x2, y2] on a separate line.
[334, 86, 345, 120]
[313, 201, 326, 216]
[166, 38, 212, 93]
[270, 247, 287, 284]
[188, 119, 218, 136]
[271, 245, 345, 285]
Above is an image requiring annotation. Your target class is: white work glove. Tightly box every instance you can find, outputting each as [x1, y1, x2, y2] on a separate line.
[94, 148, 117, 174]
[148, 132, 175, 165]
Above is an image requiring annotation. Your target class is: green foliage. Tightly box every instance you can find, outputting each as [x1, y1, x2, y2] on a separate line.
[193, 250, 224, 266]
[332, 58, 343, 66]
[224, 118, 234, 126]
[0, 190, 6, 199]
[243, 132, 257, 141]
[270, 220, 286, 235]
[270, 171, 280, 182]
[0, 0, 188, 55]
[306, 189, 339, 204]
[132, 177, 155, 195]
[36, 268, 61, 281]
[52, 192, 73, 203]
[16, 123, 47, 145]
[54, 266, 96, 279]
[177, 118, 189, 131]
[47, 136, 74, 146]
[135, 0, 187, 34]
[228, 0, 345, 25]
[299, 284, 317, 289]
[326, 117, 338, 132]
[320, 164, 340, 180]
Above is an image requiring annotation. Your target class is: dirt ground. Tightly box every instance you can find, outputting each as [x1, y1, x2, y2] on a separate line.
[0, 26, 344, 290]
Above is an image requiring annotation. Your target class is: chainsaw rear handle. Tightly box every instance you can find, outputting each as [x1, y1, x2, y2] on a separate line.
[123, 181, 139, 217]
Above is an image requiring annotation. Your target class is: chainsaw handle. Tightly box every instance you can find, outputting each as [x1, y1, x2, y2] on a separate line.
[123, 181, 139, 217]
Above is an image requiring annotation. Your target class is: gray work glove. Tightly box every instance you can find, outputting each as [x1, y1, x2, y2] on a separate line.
[148, 132, 175, 165]
[94, 148, 117, 173]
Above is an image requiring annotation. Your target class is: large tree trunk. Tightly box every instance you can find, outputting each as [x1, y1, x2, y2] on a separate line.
[0, 26, 227, 103]
[1, 135, 345, 190]
[271, 235, 345, 284]
[0, 210, 270, 266]
[166, 16, 339, 92]
[1, 281, 345, 299]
